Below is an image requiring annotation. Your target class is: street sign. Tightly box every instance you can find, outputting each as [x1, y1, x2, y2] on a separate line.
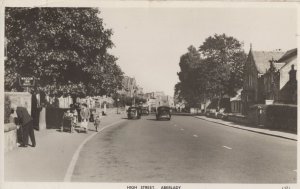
[19, 77, 35, 87]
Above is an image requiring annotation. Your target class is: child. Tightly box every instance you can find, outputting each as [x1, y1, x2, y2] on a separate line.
[94, 115, 101, 132]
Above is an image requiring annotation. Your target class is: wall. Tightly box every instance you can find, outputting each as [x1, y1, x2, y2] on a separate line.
[4, 123, 17, 153]
[5, 92, 32, 114]
[4, 92, 31, 152]
[280, 57, 297, 89]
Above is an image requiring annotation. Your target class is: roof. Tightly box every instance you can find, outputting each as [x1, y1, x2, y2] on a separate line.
[277, 48, 297, 62]
[251, 51, 285, 74]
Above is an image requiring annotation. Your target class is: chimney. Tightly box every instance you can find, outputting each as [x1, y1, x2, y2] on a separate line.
[289, 64, 297, 81]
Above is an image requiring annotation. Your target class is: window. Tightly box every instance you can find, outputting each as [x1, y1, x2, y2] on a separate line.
[248, 75, 253, 87]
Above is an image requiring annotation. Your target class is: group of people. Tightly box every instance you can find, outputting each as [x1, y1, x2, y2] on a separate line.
[11, 102, 103, 148]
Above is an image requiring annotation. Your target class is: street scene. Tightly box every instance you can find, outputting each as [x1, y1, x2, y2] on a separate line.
[2, 3, 298, 189]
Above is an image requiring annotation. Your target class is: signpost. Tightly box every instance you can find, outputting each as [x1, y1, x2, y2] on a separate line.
[19, 76, 35, 92]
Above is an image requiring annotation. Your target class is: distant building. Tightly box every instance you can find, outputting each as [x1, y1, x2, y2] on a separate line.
[136, 86, 144, 97]
[119, 76, 137, 97]
[145, 91, 174, 111]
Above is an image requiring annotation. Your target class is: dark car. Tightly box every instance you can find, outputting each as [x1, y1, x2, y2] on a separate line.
[127, 106, 142, 119]
[156, 106, 171, 120]
[141, 107, 149, 115]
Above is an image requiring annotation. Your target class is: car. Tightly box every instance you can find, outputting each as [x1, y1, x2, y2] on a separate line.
[141, 107, 149, 115]
[156, 106, 171, 120]
[127, 106, 141, 119]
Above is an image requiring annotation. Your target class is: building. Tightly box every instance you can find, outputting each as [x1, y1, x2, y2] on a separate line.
[277, 48, 297, 89]
[136, 86, 144, 97]
[241, 47, 285, 114]
[119, 76, 137, 97]
[279, 64, 297, 104]
[263, 48, 297, 104]
[145, 91, 174, 111]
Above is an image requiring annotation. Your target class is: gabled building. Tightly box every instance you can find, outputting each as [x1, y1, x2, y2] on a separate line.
[277, 48, 297, 89]
[241, 47, 285, 114]
[263, 48, 297, 104]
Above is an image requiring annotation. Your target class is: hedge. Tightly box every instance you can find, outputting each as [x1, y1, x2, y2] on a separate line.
[265, 104, 297, 133]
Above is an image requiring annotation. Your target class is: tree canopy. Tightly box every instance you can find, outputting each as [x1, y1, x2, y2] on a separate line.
[175, 34, 247, 107]
[5, 7, 123, 97]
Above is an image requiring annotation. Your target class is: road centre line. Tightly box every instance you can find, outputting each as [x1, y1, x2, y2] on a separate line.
[193, 134, 198, 137]
[64, 119, 125, 182]
[223, 146, 232, 150]
[180, 128, 184, 131]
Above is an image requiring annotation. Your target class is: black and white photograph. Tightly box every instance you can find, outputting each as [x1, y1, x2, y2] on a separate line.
[1, 1, 299, 189]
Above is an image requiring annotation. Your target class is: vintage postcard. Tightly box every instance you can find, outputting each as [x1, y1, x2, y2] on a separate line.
[1, 1, 299, 189]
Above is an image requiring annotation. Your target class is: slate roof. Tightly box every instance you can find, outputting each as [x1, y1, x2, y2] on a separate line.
[277, 48, 297, 62]
[251, 51, 285, 74]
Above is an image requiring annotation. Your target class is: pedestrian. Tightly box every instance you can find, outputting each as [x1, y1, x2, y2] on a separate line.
[80, 103, 90, 133]
[11, 104, 36, 147]
[94, 114, 101, 132]
[31, 91, 41, 130]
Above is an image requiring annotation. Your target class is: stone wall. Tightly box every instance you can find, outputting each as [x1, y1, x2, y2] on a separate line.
[5, 92, 32, 115]
[4, 92, 31, 152]
[4, 123, 17, 152]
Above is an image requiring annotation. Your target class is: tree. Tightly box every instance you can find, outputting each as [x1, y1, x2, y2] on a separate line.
[175, 46, 203, 107]
[199, 33, 247, 97]
[174, 34, 247, 108]
[5, 7, 123, 97]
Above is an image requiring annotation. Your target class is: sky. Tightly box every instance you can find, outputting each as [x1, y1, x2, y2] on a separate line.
[99, 7, 297, 96]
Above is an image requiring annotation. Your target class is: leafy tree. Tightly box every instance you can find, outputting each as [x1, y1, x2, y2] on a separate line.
[5, 7, 123, 97]
[175, 46, 203, 107]
[199, 33, 247, 97]
[175, 34, 246, 108]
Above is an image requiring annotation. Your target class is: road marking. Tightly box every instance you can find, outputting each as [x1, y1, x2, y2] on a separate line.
[193, 134, 198, 138]
[180, 128, 184, 131]
[294, 170, 297, 172]
[64, 119, 125, 182]
[223, 146, 232, 150]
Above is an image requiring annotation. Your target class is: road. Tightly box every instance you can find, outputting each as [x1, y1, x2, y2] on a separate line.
[71, 114, 297, 183]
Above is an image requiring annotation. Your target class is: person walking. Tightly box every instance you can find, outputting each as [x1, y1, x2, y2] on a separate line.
[12, 104, 36, 147]
[80, 103, 90, 133]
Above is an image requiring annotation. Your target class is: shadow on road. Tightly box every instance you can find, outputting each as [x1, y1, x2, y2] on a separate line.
[146, 118, 157, 121]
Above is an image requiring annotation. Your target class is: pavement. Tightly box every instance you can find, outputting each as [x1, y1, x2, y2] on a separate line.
[4, 110, 125, 182]
[194, 115, 297, 141]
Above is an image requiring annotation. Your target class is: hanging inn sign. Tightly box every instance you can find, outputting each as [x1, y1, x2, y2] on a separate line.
[19, 76, 35, 87]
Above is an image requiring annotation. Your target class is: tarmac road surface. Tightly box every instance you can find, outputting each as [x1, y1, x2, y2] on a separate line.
[71, 115, 297, 183]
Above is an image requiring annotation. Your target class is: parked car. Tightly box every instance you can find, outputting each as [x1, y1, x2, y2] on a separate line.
[141, 107, 149, 115]
[156, 106, 171, 120]
[127, 106, 141, 119]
